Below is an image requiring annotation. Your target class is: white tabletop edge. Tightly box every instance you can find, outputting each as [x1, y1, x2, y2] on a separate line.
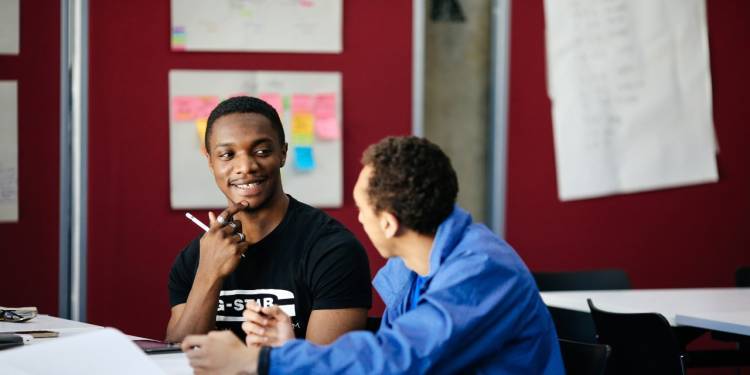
[675, 313, 750, 336]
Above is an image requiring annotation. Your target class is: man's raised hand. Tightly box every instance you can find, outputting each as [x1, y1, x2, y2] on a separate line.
[243, 301, 295, 347]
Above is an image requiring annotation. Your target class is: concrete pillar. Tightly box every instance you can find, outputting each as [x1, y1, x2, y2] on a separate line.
[424, 0, 491, 222]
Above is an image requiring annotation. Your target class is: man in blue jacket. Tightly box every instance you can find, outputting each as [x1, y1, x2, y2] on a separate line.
[182, 136, 564, 374]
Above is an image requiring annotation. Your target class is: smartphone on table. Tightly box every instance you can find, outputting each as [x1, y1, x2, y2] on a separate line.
[133, 339, 183, 354]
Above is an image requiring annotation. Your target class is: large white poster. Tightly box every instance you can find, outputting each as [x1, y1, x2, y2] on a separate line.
[0, 0, 20, 55]
[169, 70, 343, 209]
[0, 81, 18, 222]
[171, 0, 342, 53]
[545, 0, 718, 201]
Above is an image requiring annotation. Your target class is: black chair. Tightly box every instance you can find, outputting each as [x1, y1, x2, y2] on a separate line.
[587, 299, 686, 375]
[736, 266, 750, 287]
[534, 269, 631, 343]
[559, 338, 610, 375]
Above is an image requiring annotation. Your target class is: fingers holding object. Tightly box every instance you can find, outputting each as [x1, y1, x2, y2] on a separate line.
[243, 306, 269, 327]
[261, 305, 290, 322]
[217, 201, 249, 226]
[181, 334, 207, 352]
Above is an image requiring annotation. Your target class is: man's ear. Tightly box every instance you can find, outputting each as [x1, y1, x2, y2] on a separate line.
[280, 142, 288, 168]
[202, 146, 215, 174]
[379, 211, 400, 239]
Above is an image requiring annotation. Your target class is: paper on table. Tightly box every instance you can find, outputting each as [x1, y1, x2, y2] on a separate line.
[0, 328, 165, 375]
[544, 0, 718, 201]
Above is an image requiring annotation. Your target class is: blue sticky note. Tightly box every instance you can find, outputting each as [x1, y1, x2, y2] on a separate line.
[294, 146, 315, 171]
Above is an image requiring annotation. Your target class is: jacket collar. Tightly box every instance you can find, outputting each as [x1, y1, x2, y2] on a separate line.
[425, 205, 472, 278]
[372, 205, 473, 307]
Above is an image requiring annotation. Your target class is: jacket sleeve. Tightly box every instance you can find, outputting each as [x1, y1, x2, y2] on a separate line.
[267, 251, 536, 374]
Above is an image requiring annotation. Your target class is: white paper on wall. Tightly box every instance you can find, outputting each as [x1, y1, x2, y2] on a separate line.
[0, 0, 19, 55]
[0, 81, 18, 222]
[544, 0, 718, 201]
[171, 0, 342, 53]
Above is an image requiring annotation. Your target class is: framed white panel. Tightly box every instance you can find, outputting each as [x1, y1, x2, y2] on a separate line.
[171, 0, 342, 53]
[169, 69, 343, 209]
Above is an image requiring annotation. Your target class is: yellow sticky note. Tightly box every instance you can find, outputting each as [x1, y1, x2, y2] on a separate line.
[195, 119, 208, 148]
[292, 113, 314, 145]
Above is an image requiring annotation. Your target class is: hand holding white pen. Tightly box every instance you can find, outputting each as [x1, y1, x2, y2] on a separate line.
[187, 202, 250, 280]
[185, 210, 245, 258]
[185, 212, 209, 231]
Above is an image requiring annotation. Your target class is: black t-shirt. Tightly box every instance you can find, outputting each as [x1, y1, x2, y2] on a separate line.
[168, 196, 372, 339]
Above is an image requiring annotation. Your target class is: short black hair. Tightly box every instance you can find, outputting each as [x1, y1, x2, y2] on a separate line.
[205, 96, 286, 151]
[361, 136, 458, 235]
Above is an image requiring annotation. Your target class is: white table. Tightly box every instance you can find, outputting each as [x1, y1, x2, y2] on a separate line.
[540, 287, 750, 334]
[0, 314, 99, 337]
[675, 311, 750, 337]
[0, 315, 191, 374]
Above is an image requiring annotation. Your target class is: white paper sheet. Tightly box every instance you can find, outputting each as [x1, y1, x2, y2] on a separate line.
[0, 0, 19, 55]
[0, 328, 165, 375]
[544, 0, 718, 201]
[150, 353, 194, 375]
[0, 81, 18, 222]
[171, 0, 342, 53]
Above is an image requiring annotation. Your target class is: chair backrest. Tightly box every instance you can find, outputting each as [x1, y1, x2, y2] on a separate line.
[534, 269, 631, 343]
[559, 338, 610, 375]
[587, 299, 685, 375]
[736, 266, 750, 287]
[533, 269, 631, 291]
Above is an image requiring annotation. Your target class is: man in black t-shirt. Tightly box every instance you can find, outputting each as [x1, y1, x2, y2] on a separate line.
[165, 96, 371, 344]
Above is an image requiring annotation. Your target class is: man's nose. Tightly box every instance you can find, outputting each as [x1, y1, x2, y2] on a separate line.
[234, 153, 259, 173]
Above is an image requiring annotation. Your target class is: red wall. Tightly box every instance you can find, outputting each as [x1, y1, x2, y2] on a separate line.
[87, 1, 411, 339]
[507, 0, 750, 287]
[0, 0, 60, 315]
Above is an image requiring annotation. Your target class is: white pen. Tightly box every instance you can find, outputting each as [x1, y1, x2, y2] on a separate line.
[185, 212, 209, 231]
[184, 212, 245, 258]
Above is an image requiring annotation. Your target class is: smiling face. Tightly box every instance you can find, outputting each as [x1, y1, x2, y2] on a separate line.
[206, 112, 287, 210]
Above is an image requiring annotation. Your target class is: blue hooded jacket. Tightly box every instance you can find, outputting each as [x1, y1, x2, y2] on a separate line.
[265, 206, 564, 374]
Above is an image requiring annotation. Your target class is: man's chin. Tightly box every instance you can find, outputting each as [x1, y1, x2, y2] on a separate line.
[234, 194, 273, 212]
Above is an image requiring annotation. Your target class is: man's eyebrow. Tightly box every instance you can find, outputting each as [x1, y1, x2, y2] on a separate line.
[213, 137, 275, 149]
[251, 137, 275, 145]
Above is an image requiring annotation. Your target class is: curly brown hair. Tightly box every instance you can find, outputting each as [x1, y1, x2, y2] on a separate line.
[361, 136, 458, 235]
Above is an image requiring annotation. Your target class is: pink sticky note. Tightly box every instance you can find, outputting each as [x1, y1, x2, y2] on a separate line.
[292, 94, 314, 114]
[315, 117, 340, 140]
[195, 96, 219, 119]
[259, 93, 284, 114]
[172, 96, 199, 121]
[313, 93, 339, 140]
